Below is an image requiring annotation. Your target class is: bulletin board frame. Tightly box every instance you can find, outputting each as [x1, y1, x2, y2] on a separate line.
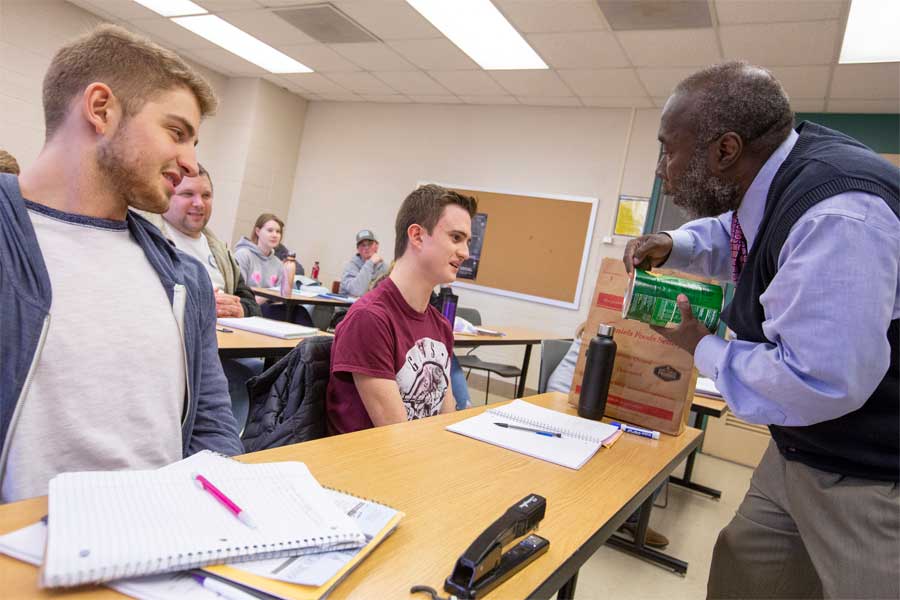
[425, 181, 599, 310]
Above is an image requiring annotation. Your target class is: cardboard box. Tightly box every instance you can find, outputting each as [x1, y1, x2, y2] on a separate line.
[568, 258, 706, 436]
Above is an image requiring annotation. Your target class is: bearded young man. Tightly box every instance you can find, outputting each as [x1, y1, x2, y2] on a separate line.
[0, 25, 242, 504]
[625, 62, 898, 599]
[326, 184, 475, 435]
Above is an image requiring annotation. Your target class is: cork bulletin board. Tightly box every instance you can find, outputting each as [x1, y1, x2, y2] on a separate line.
[432, 183, 598, 309]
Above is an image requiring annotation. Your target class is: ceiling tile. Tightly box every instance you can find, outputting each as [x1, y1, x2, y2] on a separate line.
[280, 73, 349, 94]
[459, 95, 520, 105]
[133, 17, 215, 50]
[317, 92, 364, 102]
[428, 70, 509, 95]
[258, 0, 336, 5]
[188, 47, 269, 75]
[652, 96, 669, 108]
[526, 32, 630, 69]
[360, 94, 412, 103]
[830, 63, 900, 99]
[330, 42, 413, 71]
[558, 69, 647, 97]
[516, 96, 583, 107]
[617, 28, 721, 67]
[73, 0, 160, 19]
[333, 0, 442, 40]
[790, 98, 826, 112]
[278, 44, 361, 72]
[581, 96, 654, 108]
[196, 0, 263, 11]
[488, 70, 573, 96]
[827, 98, 900, 113]
[408, 95, 464, 104]
[720, 20, 840, 66]
[636, 67, 696, 97]
[387, 39, 479, 71]
[374, 71, 449, 95]
[494, 0, 609, 33]
[327, 71, 398, 94]
[714, 0, 844, 25]
[767, 66, 830, 99]
[218, 9, 316, 45]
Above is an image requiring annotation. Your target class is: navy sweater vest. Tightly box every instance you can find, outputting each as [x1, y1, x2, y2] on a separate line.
[721, 121, 899, 481]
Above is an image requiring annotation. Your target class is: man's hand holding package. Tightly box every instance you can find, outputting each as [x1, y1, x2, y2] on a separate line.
[623, 233, 673, 274]
[652, 294, 712, 355]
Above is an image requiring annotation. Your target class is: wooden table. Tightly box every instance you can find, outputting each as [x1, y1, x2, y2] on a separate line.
[454, 326, 562, 398]
[216, 327, 318, 359]
[252, 287, 354, 322]
[669, 393, 729, 500]
[0, 392, 703, 600]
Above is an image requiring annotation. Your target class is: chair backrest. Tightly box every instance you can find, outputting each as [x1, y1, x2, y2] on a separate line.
[456, 306, 482, 326]
[538, 339, 574, 394]
[242, 335, 333, 451]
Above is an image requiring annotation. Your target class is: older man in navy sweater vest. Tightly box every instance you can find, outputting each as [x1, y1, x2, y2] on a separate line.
[625, 61, 898, 599]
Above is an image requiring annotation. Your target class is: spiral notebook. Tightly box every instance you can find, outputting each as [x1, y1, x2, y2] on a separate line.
[446, 400, 621, 469]
[41, 460, 366, 588]
[217, 316, 319, 339]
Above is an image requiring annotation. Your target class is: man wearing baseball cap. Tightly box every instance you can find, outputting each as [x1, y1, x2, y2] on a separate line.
[340, 229, 389, 297]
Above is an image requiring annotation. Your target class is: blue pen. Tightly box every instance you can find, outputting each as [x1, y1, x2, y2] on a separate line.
[494, 422, 561, 438]
[611, 421, 661, 440]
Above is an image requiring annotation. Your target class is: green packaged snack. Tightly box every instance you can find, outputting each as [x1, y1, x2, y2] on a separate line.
[622, 269, 723, 330]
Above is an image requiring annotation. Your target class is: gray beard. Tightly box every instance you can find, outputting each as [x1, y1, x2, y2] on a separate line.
[669, 147, 742, 219]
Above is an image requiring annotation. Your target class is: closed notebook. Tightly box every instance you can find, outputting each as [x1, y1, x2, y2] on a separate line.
[217, 316, 319, 339]
[446, 400, 621, 469]
[42, 460, 365, 588]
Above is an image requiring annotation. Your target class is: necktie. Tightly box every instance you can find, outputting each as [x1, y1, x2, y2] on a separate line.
[730, 212, 748, 284]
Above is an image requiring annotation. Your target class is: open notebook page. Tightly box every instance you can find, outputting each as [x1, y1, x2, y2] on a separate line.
[43, 460, 364, 588]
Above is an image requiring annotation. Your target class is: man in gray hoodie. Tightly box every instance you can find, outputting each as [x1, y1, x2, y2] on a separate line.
[340, 229, 389, 297]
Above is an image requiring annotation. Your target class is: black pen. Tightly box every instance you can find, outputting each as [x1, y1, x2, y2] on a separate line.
[216, 326, 233, 333]
[494, 422, 561, 437]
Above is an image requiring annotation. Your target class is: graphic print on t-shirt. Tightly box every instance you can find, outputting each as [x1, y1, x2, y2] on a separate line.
[396, 337, 450, 419]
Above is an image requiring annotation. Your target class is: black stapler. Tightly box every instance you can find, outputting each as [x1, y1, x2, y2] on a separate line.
[443, 493, 550, 599]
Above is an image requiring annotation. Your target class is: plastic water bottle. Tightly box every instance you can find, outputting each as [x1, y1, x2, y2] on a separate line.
[578, 324, 617, 421]
[311, 261, 320, 280]
[280, 253, 297, 297]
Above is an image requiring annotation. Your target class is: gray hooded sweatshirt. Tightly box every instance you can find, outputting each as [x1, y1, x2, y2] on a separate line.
[233, 236, 284, 289]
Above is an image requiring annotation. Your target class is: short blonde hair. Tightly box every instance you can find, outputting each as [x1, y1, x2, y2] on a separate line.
[0, 150, 20, 175]
[42, 24, 217, 140]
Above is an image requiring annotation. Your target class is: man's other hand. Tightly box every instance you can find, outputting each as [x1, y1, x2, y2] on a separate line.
[651, 294, 712, 355]
[215, 291, 244, 318]
[623, 233, 673, 274]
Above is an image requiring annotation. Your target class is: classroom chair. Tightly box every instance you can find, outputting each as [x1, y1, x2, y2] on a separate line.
[241, 336, 332, 452]
[455, 307, 521, 404]
[538, 339, 573, 394]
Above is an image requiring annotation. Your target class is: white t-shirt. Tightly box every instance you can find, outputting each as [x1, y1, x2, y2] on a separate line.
[1, 206, 185, 503]
[166, 226, 226, 291]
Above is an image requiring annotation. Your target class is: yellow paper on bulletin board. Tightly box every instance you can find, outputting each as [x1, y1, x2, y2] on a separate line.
[614, 195, 649, 237]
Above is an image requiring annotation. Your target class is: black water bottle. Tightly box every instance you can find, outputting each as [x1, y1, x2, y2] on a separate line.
[578, 324, 617, 421]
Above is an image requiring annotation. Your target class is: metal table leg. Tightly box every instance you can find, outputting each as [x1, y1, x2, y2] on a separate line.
[668, 414, 722, 499]
[556, 571, 578, 600]
[605, 495, 688, 575]
[516, 344, 532, 398]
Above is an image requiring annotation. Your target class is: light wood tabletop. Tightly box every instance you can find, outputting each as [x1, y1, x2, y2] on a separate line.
[691, 394, 728, 418]
[216, 327, 330, 359]
[0, 392, 702, 600]
[453, 326, 563, 347]
[251, 287, 354, 308]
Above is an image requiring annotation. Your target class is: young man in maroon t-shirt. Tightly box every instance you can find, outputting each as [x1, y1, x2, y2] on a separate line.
[326, 184, 477, 434]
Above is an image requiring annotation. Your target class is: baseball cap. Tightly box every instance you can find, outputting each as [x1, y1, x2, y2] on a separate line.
[356, 229, 377, 244]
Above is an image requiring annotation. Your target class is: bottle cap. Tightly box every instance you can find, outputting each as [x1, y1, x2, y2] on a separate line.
[597, 324, 615, 337]
[287, 252, 296, 259]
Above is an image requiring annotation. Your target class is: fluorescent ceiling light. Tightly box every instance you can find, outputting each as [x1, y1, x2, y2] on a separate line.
[405, 0, 547, 70]
[132, 0, 207, 17]
[172, 15, 313, 74]
[839, 0, 900, 64]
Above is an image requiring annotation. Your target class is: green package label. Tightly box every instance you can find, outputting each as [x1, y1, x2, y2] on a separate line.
[622, 269, 723, 330]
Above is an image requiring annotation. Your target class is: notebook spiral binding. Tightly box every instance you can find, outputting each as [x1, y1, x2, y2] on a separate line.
[488, 406, 604, 444]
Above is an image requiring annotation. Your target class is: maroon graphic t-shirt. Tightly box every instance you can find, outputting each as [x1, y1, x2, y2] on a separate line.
[326, 277, 454, 435]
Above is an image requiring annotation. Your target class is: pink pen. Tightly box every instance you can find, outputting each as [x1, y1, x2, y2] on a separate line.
[193, 472, 257, 529]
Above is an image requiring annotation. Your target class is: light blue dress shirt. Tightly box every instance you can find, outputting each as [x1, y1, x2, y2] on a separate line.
[664, 130, 900, 427]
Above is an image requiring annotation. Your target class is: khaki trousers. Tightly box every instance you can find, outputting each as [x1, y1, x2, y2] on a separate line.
[708, 441, 899, 599]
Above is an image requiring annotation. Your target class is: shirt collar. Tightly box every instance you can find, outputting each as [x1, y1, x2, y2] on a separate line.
[736, 128, 798, 251]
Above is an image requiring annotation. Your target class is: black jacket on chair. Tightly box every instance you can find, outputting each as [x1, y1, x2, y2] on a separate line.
[242, 336, 333, 452]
